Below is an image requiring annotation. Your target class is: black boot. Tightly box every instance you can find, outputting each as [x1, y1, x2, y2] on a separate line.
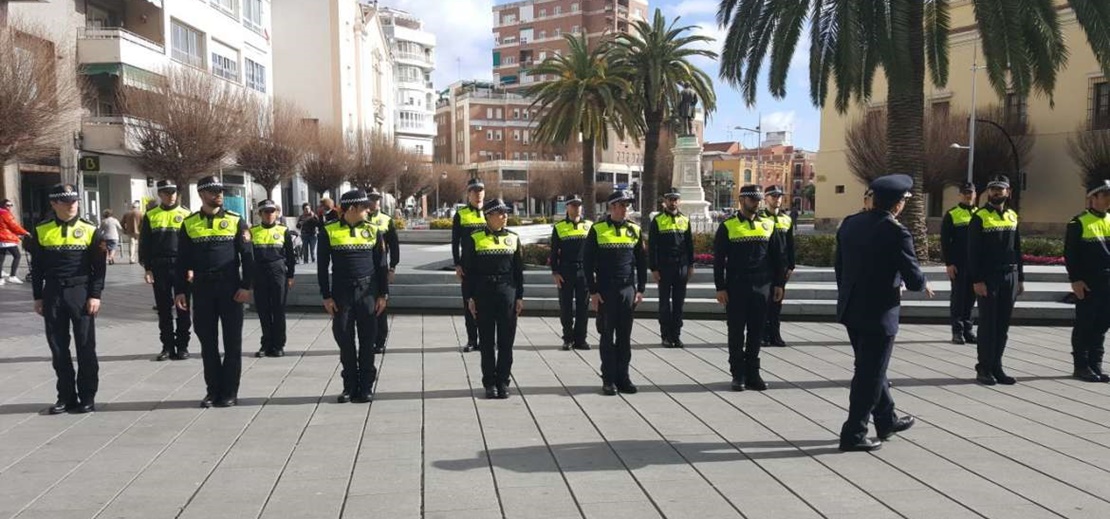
[731, 360, 746, 391]
[1091, 353, 1110, 383]
[963, 330, 977, 344]
[992, 367, 1016, 385]
[975, 365, 996, 386]
[1075, 366, 1102, 383]
[744, 358, 768, 391]
[951, 329, 965, 345]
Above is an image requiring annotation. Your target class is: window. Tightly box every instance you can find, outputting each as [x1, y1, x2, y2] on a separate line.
[538, 30, 546, 39]
[210, 40, 240, 81]
[513, 152, 521, 160]
[571, 3, 579, 12]
[931, 100, 949, 120]
[503, 14, 516, 24]
[554, 28, 561, 37]
[495, 130, 503, 140]
[486, 108, 494, 119]
[171, 20, 204, 67]
[243, 0, 263, 32]
[1096, 81, 1110, 130]
[487, 130, 494, 140]
[539, 8, 546, 17]
[572, 25, 579, 34]
[415, 145, 424, 155]
[512, 130, 520, 141]
[554, 6, 562, 15]
[522, 130, 530, 144]
[743, 169, 752, 183]
[835, 185, 845, 194]
[1005, 93, 1027, 126]
[245, 59, 266, 92]
[211, 0, 238, 16]
[495, 108, 503, 119]
[512, 109, 520, 119]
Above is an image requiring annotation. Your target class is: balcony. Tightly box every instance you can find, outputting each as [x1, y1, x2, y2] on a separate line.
[77, 27, 166, 74]
[81, 116, 142, 154]
[395, 51, 434, 68]
[395, 110, 436, 137]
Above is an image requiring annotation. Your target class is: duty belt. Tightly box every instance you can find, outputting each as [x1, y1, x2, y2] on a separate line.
[46, 275, 88, 288]
[193, 271, 236, 282]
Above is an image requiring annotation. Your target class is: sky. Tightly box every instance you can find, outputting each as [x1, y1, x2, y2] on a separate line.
[381, 0, 821, 150]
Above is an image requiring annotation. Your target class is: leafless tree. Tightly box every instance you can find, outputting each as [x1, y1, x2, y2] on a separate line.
[1068, 128, 1110, 189]
[529, 162, 578, 216]
[349, 130, 405, 192]
[236, 97, 314, 199]
[301, 125, 350, 197]
[393, 154, 434, 203]
[436, 163, 471, 206]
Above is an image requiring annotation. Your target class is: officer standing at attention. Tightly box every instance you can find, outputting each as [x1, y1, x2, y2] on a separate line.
[761, 185, 795, 347]
[250, 200, 295, 358]
[452, 178, 486, 352]
[175, 176, 254, 408]
[648, 187, 694, 348]
[968, 174, 1024, 386]
[550, 194, 592, 351]
[713, 185, 786, 391]
[941, 182, 980, 345]
[835, 174, 930, 452]
[366, 188, 399, 354]
[462, 199, 524, 399]
[30, 184, 107, 414]
[140, 180, 193, 361]
[1065, 179, 1110, 383]
[318, 189, 389, 403]
[584, 189, 647, 396]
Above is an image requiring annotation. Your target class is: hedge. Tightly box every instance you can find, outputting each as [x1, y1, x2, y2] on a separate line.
[429, 218, 452, 230]
[521, 243, 550, 266]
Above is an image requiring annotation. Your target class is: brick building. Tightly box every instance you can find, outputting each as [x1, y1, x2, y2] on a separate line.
[702, 142, 817, 211]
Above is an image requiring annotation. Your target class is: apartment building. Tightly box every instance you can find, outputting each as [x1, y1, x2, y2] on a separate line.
[702, 142, 817, 210]
[378, 6, 435, 159]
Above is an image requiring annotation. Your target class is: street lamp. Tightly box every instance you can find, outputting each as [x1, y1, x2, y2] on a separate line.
[951, 118, 1023, 209]
[965, 45, 988, 184]
[734, 120, 762, 183]
[436, 171, 447, 217]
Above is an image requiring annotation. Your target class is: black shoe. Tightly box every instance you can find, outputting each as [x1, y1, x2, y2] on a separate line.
[373, 345, 385, 354]
[351, 393, 372, 403]
[601, 383, 617, 396]
[496, 383, 510, 399]
[337, 392, 352, 403]
[1074, 367, 1102, 383]
[485, 386, 497, 399]
[46, 400, 76, 415]
[463, 343, 478, 353]
[215, 397, 238, 408]
[562, 341, 572, 351]
[573, 343, 591, 351]
[951, 333, 965, 345]
[745, 359, 768, 391]
[1093, 366, 1110, 383]
[769, 338, 787, 347]
[272, 349, 285, 358]
[731, 376, 746, 391]
[992, 369, 1016, 385]
[975, 370, 997, 386]
[155, 350, 172, 361]
[963, 332, 978, 344]
[74, 403, 96, 414]
[200, 395, 216, 408]
[761, 336, 771, 346]
[662, 338, 676, 348]
[672, 339, 685, 349]
[174, 350, 190, 360]
[838, 438, 882, 452]
[255, 349, 267, 358]
[616, 381, 638, 394]
[877, 415, 915, 440]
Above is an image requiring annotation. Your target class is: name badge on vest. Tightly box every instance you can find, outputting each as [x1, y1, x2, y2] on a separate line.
[1006, 212, 1016, 222]
[625, 228, 635, 238]
[73, 228, 84, 238]
[361, 229, 372, 239]
[763, 222, 772, 231]
[272, 232, 281, 241]
[505, 236, 515, 247]
[174, 215, 184, 223]
[219, 220, 229, 229]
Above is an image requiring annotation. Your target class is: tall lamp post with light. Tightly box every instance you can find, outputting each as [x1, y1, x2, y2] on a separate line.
[734, 119, 762, 183]
[436, 170, 447, 217]
[951, 118, 1022, 210]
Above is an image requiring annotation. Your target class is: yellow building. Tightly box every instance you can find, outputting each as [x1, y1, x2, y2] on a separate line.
[816, 0, 1106, 234]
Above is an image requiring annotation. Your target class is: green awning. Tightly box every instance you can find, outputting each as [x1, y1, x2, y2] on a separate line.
[79, 63, 160, 88]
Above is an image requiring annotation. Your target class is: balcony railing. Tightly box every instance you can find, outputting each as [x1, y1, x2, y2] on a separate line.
[78, 26, 164, 53]
[395, 51, 434, 66]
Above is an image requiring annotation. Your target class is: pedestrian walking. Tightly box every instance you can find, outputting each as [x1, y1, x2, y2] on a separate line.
[835, 174, 931, 452]
[1065, 179, 1110, 383]
[584, 189, 647, 396]
[29, 184, 107, 414]
[0, 198, 29, 286]
[319, 198, 339, 224]
[121, 202, 143, 264]
[175, 176, 254, 408]
[296, 203, 319, 264]
[550, 194, 592, 351]
[366, 188, 399, 354]
[98, 210, 123, 265]
[318, 189, 389, 404]
[761, 185, 795, 347]
[941, 182, 980, 345]
[250, 199, 295, 358]
[452, 178, 487, 352]
[648, 187, 694, 348]
[141, 180, 193, 361]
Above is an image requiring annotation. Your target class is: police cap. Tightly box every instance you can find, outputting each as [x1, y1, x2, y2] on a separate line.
[607, 189, 635, 205]
[339, 189, 369, 208]
[738, 185, 764, 200]
[48, 183, 80, 202]
[662, 187, 681, 200]
[482, 198, 512, 214]
[257, 199, 278, 211]
[565, 194, 584, 205]
[155, 179, 177, 193]
[764, 185, 785, 196]
[959, 181, 976, 194]
[1087, 179, 1110, 198]
[986, 175, 1011, 190]
[466, 177, 485, 191]
[869, 174, 913, 203]
[196, 175, 225, 193]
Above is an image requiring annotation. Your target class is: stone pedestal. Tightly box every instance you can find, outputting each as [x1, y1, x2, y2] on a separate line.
[673, 135, 710, 217]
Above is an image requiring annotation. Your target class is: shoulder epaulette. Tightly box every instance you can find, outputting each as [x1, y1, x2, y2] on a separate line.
[225, 210, 240, 217]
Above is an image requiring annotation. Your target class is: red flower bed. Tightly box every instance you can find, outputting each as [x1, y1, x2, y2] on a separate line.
[1023, 254, 1065, 266]
[694, 253, 714, 265]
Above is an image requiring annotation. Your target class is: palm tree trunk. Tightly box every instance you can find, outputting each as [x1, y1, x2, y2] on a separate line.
[886, 0, 929, 260]
[641, 109, 663, 214]
[583, 135, 597, 219]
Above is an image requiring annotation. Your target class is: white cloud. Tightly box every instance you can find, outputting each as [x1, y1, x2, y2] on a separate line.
[380, 0, 496, 87]
[667, 0, 719, 18]
[761, 111, 796, 132]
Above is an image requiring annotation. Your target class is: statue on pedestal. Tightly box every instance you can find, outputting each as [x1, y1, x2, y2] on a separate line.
[678, 84, 698, 137]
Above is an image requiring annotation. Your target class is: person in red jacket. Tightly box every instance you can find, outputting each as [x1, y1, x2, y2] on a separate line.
[0, 198, 30, 286]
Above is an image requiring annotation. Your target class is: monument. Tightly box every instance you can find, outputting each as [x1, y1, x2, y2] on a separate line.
[673, 85, 710, 217]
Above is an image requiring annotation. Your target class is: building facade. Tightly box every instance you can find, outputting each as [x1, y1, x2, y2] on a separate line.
[702, 142, 817, 210]
[378, 6, 435, 159]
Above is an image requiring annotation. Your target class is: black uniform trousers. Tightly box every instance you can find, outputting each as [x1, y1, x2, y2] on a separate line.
[193, 278, 244, 399]
[1072, 276, 1110, 371]
[461, 285, 479, 346]
[43, 280, 99, 405]
[557, 267, 589, 346]
[332, 277, 379, 396]
[253, 262, 288, 354]
[765, 295, 785, 342]
[657, 264, 688, 341]
[151, 261, 190, 354]
[476, 279, 517, 388]
[976, 269, 1018, 373]
[597, 284, 635, 385]
[839, 329, 896, 444]
[726, 278, 770, 377]
[376, 304, 389, 350]
[949, 265, 975, 334]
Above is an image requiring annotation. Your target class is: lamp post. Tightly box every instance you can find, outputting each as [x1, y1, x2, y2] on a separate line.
[734, 119, 762, 183]
[436, 171, 447, 217]
[966, 47, 987, 184]
[951, 118, 1022, 209]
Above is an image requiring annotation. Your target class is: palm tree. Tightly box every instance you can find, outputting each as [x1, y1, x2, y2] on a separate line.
[526, 34, 643, 219]
[716, 0, 1110, 257]
[613, 8, 717, 209]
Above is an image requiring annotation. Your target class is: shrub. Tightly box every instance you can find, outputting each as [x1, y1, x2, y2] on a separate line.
[392, 217, 406, 230]
[1022, 237, 1064, 258]
[521, 243, 551, 266]
[429, 218, 453, 230]
[796, 234, 837, 267]
[531, 216, 550, 224]
[507, 216, 523, 227]
[693, 233, 714, 255]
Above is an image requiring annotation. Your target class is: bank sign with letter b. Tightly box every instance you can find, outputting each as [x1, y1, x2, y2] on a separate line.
[79, 156, 100, 172]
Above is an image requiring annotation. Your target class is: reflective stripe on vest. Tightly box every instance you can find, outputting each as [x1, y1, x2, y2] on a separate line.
[947, 206, 977, 227]
[367, 212, 392, 233]
[723, 216, 775, 242]
[1078, 211, 1110, 242]
[554, 219, 592, 240]
[653, 213, 689, 234]
[35, 220, 96, 250]
[251, 224, 287, 249]
[764, 211, 792, 231]
[148, 206, 190, 232]
[458, 206, 486, 229]
[183, 211, 240, 243]
[593, 221, 640, 249]
[471, 229, 519, 255]
[324, 220, 378, 250]
[976, 208, 1018, 233]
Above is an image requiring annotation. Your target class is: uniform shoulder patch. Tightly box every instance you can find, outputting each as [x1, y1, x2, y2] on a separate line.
[225, 210, 241, 217]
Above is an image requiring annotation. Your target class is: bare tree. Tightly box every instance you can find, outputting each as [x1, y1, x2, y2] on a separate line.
[349, 130, 405, 192]
[394, 155, 434, 203]
[436, 163, 471, 207]
[301, 125, 350, 197]
[527, 167, 559, 216]
[1068, 128, 1110, 189]
[236, 97, 314, 199]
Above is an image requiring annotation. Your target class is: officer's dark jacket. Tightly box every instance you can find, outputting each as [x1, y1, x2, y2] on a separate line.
[967, 204, 1025, 284]
[461, 226, 524, 300]
[28, 216, 107, 300]
[367, 211, 400, 270]
[940, 204, 978, 266]
[1065, 208, 1110, 283]
[760, 208, 796, 270]
[648, 211, 693, 270]
[834, 209, 926, 336]
[250, 222, 296, 278]
[175, 208, 255, 293]
[549, 217, 592, 272]
[712, 211, 787, 291]
[317, 217, 387, 299]
[452, 204, 486, 266]
[139, 204, 190, 267]
[583, 216, 647, 294]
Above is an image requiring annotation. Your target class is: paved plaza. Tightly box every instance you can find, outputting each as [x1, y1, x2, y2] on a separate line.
[1, 269, 1108, 518]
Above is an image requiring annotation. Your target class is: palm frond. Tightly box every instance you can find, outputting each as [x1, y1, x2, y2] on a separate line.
[924, 0, 950, 88]
[1070, 0, 1110, 79]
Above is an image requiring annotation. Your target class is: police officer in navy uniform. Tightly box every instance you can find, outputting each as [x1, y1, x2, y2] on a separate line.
[366, 188, 399, 354]
[761, 185, 795, 347]
[584, 189, 647, 396]
[835, 174, 931, 452]
[318, 189, 389, 403]
[714, 185, 786, 391]
[1065, 179, 1110, 382]
[141, 180, 193, 361]
[30, 184, 107, 414]
[462, 199, 524, 399]
[549, 194, 592, 351]
[452, 178, 486, 352]
[968, 174, 1024, 386]
[175, 176, 255, 408]
[941, 182, 980, 345]
[250, 199, 295, 358]
[649, 187, 694, 348]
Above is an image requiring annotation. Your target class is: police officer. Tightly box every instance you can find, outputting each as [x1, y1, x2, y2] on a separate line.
[250, 199, 295, 358]
[941, 182, 979, 345]
[648, 187, 693, 348]
[318, 189, 389, 403]
[714, 185, 786, 392]
[452, 178, 486, 352]
[968, 174, 1024, 386]
[366, 188, 399, 354]
[550, 194, 592, 351]
[1065, 179, 1110, 383]
[462, 199, 524, 399]
[835, 175, 930, 452]
[761, 185, 795, 347]
[30, 184, 107, 414]
[584, 189, 647, 396]
[175, 176, 254, 408]
[140, 180, 193, 361]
